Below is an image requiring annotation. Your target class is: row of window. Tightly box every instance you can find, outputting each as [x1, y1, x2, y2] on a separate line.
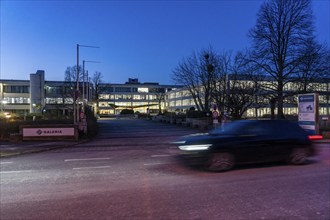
[168, 94, 329, 106]
[99, 94, 162, 100]
[168, 95, 330, 107]
[99, 101, 163, 107]
[45, 86, 75, 95]
[1, 97, 76, 105]
[246, 107, 329, 117]
[2, 86, 29, 93]
[2, 97, 30, 104]
[168, 82, 330, 99]
[100, 87, 167, 93]
[45, 98, 74, 104]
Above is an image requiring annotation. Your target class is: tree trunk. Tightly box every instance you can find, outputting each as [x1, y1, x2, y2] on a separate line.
[270, 98, 276, 120]
[277, 81, 285, 119]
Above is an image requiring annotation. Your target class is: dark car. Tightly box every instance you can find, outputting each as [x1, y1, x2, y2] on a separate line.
[173, 120, 316, 172]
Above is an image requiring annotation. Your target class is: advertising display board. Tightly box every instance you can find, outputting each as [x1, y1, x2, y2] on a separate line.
[298, 93, 319, 134]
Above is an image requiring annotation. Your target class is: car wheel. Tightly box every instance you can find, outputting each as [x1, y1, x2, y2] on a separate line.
[288, 148, 307, 165]
[205, 152, 235, 172]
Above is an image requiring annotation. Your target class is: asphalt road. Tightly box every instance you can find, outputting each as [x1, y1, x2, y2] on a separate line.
[1, 118, 329, 220]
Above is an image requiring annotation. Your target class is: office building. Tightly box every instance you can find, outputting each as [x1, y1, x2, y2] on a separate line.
[98, 78, 182, 116]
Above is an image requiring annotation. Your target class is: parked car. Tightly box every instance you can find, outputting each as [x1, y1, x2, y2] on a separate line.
[173, 120, 316, 172]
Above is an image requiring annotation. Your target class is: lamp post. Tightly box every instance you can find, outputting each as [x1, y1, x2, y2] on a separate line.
[74, 44, 99, 125]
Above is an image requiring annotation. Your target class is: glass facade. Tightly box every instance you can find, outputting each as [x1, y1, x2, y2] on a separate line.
[98, 80, 182, 116]
[3, 85, 29, 93]
[166, 77, 330, 117]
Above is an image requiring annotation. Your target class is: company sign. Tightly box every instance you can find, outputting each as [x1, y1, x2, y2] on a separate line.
[23, 128, 75, 137]
[298, 93, 319, 134]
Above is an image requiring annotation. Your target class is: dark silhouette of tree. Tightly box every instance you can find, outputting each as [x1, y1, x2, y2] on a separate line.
[249, 0, 319, 119]
[64, 65, 83, 83]
[173, 48, 262, 119]
[296, 43, 330, 93]
[64, 65, 85, 108]
[155, 93, 165, 114]
[92, 71, 103, 102]
[226, 52, 262, 119]
[172, 47, 220, 112]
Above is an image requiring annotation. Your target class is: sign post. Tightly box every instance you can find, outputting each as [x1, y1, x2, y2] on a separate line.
[211, 103, 219, 128]
[298, 93, 319, 134]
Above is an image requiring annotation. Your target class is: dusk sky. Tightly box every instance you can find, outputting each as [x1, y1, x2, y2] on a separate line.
[1, 0, 329, 85]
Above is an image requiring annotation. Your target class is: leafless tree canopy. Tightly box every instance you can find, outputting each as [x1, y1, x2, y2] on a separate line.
[249, 0, 319, 119]
[172, 48, 260, 119]
[92, 71, 103, 101]
[297, 43, 330, 93]
[172, 47, 221, 112]
[65, 65, 83, 83]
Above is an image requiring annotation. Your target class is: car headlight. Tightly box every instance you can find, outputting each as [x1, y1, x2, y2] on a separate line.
[179, 144, 212, 151]
[171, 140, 186, 144]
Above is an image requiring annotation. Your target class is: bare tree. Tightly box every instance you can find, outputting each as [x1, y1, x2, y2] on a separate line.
[155, 93, 165, 114]
[211, 51, 231, 116]
[249, 0, 318, 119]
[226, 52, 262, 119]
[65, 65, 83, 83]
[64, 65, 84, 104]
[92, 71, 103, 102]
[172, 47, 220, 112]
[296, 43, 330, 93]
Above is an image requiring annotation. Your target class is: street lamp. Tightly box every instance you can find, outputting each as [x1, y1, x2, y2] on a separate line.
[74, 44, 99, 125]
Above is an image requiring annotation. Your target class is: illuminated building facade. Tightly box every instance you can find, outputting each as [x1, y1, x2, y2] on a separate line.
[166, 75, 330, 117]
[1, 71, 329, 118]
[98, 78, 182, 116]
[0, 70, 93, 117]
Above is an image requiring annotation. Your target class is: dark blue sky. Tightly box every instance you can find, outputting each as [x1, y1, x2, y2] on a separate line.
[1, 0, 329, 84]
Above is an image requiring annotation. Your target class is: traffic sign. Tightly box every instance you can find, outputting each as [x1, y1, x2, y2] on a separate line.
[212, 111, 219, 119]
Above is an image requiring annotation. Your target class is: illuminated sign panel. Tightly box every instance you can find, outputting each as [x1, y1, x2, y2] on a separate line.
[298, 93, 319, 134]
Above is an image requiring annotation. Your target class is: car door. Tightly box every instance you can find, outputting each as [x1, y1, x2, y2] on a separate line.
[233, 122, 271, 163]
[257, 121, 292, 162]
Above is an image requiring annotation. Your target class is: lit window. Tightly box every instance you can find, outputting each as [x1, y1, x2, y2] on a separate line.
[138, 88, 148, 93]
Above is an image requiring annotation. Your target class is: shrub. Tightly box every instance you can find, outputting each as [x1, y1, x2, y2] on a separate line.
[186, 110, 211, 118]
[120, 109, 134, 115]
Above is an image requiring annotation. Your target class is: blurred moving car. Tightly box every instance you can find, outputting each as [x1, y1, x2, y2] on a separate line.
[173, 120, 316, 172]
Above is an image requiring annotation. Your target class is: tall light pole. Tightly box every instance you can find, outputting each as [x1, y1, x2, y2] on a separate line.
[74, 44, 99, 125]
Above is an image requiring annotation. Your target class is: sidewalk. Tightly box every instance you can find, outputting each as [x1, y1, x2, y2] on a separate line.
[0, 140, 88, 158]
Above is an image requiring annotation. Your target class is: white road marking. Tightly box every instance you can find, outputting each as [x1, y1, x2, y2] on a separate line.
[144, 163, 166, 166]
[151, 154, 171, 157]
[64, 157, 111, 162]
[0, 170, 34, 174]
[72, 166, 111, 170]
[0, 162, 13, 164]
